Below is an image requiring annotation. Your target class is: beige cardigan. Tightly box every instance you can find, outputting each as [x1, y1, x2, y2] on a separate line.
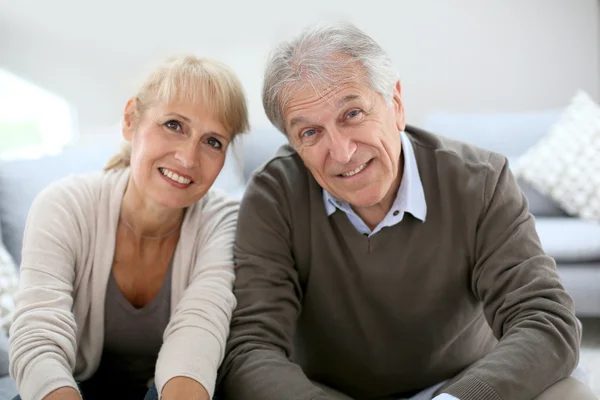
[9, 168, 238, 400]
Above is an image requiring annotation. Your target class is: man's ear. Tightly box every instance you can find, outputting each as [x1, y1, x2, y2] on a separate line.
[392, 80, 406, 131]
[122, 98, 137, 141]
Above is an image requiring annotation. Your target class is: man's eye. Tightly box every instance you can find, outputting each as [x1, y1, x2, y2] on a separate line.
[164, 120, 182, 132]
[302, 129, 317, 138]
[346, 110, 361, 119]
[207, 137, 223, 149]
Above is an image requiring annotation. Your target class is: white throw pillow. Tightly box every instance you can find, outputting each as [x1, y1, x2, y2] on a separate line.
[0, 241, 18, 336]
[514, 91, 600, 221]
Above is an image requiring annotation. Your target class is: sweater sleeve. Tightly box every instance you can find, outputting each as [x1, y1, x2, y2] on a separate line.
[9, 181, 84, 400]
[443, 153, 581, 400]
[217, 172, 328, 400]
[154, 192, 239, 398]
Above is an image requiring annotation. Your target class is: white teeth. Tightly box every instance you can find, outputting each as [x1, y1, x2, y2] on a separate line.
[341, 162, 368, 177]
[159, 168, 192, 184]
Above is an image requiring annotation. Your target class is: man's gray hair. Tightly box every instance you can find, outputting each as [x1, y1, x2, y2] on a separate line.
[262, 22, 399, 135]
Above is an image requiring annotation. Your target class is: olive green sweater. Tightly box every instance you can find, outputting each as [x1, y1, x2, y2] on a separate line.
[219, 126, 580, 400]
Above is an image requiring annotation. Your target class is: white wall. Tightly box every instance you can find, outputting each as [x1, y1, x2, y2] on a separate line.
[1, 0, 598, 134]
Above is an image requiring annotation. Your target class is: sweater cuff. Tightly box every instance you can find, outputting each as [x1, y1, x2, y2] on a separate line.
[19, 358, 79, 400]
[444, 376, 502, 400]
[155, 329, 221, 398]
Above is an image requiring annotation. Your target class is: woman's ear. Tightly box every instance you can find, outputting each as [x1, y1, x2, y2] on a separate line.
[122, 98, 137, 141]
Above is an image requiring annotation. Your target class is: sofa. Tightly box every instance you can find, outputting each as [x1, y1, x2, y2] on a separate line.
[0, 111, 598, 398]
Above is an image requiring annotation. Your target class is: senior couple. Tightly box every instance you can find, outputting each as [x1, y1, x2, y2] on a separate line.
[8, 22, 596, 400]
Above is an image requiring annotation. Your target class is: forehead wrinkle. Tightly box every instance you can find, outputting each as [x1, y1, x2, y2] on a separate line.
[285, 84, 355, 127]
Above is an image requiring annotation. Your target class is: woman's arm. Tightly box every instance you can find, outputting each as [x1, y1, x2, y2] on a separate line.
[162, 377, 209, 400]
[44, 387, 82, 400]
[155, 191, 239, 399]
[9, 179, 85, 400]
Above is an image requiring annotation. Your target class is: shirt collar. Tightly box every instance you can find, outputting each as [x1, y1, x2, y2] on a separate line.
[323, 131, 427, 222]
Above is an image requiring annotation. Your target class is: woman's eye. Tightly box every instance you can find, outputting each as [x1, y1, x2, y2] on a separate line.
[165, 120, 182, 132]
[346, 109, 361, 119]
[207, 137, 222, 149]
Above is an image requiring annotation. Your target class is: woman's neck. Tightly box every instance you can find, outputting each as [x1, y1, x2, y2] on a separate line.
[120, 178, 184, 239]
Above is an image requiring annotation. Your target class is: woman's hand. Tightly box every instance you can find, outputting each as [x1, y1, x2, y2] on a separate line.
[162, 376, 210, 400]
[43, 387, 82, 400]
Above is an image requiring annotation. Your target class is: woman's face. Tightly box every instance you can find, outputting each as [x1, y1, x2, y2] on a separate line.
[123, 98, 232, 209]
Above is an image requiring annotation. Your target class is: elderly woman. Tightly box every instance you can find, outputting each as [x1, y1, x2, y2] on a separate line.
[9, 55, 249, 400]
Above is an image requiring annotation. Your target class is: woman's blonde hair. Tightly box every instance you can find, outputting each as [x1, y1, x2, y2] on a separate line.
[104, 55, 250, 171]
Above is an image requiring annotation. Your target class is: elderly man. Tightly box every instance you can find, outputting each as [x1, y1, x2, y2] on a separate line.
[218, 23, 596, 400]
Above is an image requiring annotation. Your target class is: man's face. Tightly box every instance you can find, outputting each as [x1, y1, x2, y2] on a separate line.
[283, 77, 405, 211]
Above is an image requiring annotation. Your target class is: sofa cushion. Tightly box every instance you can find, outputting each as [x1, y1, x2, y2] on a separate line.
[518, 179, 566, 217]
[0, 139, 117, 264]
[241, 127, 288, 181]
[0, 375, 17, 399]
[535, 217, 600, 263]
[0, 333, 7, 376]
[421, 109, 561, 159]
[514, 91, 600, 222]
[0, 242, 17, 336]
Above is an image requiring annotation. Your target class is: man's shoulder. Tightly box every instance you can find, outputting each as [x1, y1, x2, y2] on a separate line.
[408, 125, 506, 180]
[249, 143, 311, 192]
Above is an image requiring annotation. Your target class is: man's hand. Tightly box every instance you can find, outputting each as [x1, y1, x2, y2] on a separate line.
[433, 394, 459, 400]
[162, 376, 210, 400]
[43, 387, 82, 400]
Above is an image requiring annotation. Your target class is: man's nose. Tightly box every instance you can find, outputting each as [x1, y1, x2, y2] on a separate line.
[328, 128, 356, 165]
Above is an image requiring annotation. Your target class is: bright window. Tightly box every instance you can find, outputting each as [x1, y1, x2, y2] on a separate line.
[0, 69, 76, 160]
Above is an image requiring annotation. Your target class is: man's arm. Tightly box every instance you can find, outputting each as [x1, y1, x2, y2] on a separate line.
[442, 153, 580, 400]
[218, 171, 327, 400]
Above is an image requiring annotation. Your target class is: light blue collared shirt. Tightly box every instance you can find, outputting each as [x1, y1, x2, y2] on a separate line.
[323, 131, 427, 237]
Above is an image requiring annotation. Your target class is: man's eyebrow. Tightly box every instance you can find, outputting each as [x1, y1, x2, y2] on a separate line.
[335, 94, 361, 107]
[289, 116, 310, 128]
[288, 95, 362, 128]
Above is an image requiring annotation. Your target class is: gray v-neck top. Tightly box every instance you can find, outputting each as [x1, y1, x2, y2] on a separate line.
[80, 262, 172, 400]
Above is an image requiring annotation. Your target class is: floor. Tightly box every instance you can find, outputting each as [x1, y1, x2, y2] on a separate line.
[581, 318, 600, 396]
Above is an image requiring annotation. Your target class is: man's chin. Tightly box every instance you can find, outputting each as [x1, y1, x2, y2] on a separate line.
[341, 192, 386, 210]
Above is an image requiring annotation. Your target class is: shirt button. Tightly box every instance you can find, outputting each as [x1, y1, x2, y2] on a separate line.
[393, 210, 400, 216]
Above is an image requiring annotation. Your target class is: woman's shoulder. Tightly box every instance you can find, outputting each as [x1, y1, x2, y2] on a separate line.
[30, 168, 129, 223]
[189, 188, 240, 217]
[183, 188, 240, 237]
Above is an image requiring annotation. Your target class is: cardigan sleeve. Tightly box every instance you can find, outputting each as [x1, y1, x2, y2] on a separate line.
[9, 178, 88, 400]
[154, 191, 238, 398]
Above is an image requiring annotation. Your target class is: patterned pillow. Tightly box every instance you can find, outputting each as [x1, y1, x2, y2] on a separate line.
[514, 91, 600, 221]
[0, 241, 18, 336]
